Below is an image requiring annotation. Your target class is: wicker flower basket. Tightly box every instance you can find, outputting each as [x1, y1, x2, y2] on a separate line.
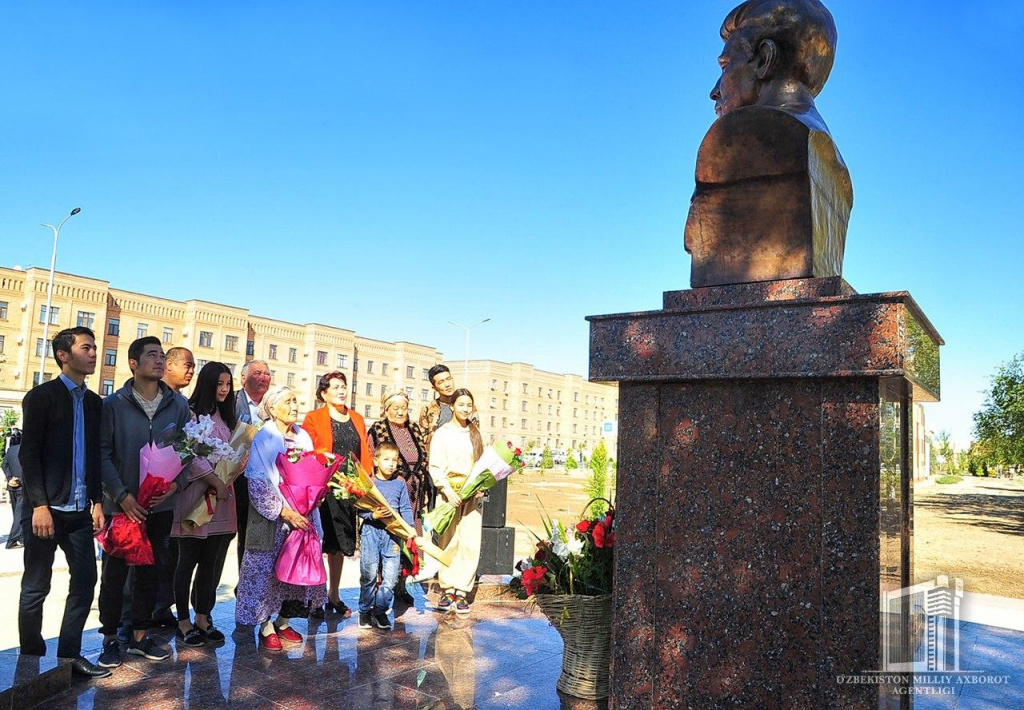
[534, 593, 612, 700]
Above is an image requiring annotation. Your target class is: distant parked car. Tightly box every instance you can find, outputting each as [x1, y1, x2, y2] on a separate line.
[552, 450, 567, 466]
[523, 450, 544, 467]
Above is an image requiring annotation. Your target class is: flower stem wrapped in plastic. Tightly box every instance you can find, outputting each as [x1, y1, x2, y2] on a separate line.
[422, 440, 525, 536]
[180, 421, 258, 532]
[329, 458, 452, 566]
[274, 450, 341, 586]
[96, 441, 186, 565]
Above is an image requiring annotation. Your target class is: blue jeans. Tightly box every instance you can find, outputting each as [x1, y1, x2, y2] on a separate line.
[359, 525, 401, 614]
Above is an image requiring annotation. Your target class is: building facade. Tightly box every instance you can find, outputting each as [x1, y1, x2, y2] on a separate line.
[1, 266, 619, 459]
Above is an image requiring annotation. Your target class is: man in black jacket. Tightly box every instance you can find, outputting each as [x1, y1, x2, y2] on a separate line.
[18, 326, 110, 679]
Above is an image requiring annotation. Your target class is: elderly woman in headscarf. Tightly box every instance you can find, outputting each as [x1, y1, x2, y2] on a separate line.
[368, 386, 434, 598]
[235, 385, 327, 651]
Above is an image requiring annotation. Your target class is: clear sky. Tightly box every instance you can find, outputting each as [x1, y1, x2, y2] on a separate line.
[2, 1, 1021, 447]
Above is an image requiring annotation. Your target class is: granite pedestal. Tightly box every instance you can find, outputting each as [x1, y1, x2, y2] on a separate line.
[588, 277, 942, 708]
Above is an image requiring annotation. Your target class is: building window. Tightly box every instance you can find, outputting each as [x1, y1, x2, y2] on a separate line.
[490, 416, 496, 426]
[367, 360, 374, 374]
[405, 386, 413, 398]
[522, 402, 528, 412]
[523, 383, 529, 394]
[0, 335, 4, 353]
[225, 335, 239, 351]
[537, 404, 542, 414]
[104, 348, 117, 366]
[108, 318, 120, 337]
[548, 389, 553, 399]
[317, 350, 327, 366]
[199, 331, 213, 348]
[422, 368, 429, 381]
[548, 405, 553, 415]
[76, 311, 95, 328]
[196, 359, 209, 369]
[226, 363, 236, 375]
[521, 418, 527, 429]
[39, 305, 60, 325]
[421, 389, 429, 400]
[137, 323, 148, 338]
[353, 358, 359, 372]
[337, 354, 348, 368]
[268, 344, 278, 360]
[287, 372, 295, 386]
[536, 421, 542, 432]
[406, 365, 414, 378]
[288, 348, 297, 363]
[0, 301, 7, 320]
[32, 372, 54, 386]
[365, 383, 373, 396]
[364, 405, 371, 417]
[491, 379, 498, 390]
[381, 363, 388, 376]
[163, 327, 174, 343]
[35, 338, 54, 358]
[573, 424, 578, 433]
[537, 387, 543, 397]
[502, 417, 507, 427]
[101, 379, 115, 396]
[574, 392, 579, 402]
[490, 398, 497, 409]
[246, 340, 255, 356]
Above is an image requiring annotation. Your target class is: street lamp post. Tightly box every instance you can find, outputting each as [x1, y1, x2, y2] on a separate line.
[38, 207, 82, 384]
[448, 318, 490, 382]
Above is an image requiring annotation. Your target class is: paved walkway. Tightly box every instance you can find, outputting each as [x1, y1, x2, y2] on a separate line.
[2, 504, 1022, 708]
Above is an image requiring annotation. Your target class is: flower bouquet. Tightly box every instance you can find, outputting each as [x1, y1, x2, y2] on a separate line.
[422, 440, 525, 536]
[180, 420, 258, 532]
[96, 440, 187, 565]
[509, 498, 615, 700]
[328, 458, 451, 566]
[274, 449, 341, 586]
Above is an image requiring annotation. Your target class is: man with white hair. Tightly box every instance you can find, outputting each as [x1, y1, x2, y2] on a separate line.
[234, 360, 271, 572]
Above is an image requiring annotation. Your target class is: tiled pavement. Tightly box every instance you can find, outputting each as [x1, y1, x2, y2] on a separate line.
[33, 590, 594, 710]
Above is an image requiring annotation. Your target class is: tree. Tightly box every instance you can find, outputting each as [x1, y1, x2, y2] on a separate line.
[565, 445, 578, 470]
[934, 431, 957, 476]
[541, 445, 554, 470]
[586, 440, 609, 515]
[973, 353, 1024, 471]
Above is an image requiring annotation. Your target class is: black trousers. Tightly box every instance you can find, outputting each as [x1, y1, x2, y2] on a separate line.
[174, 533, 233, 619]
[7, 487, 24, 546]
[19, 508, 97, 658]
[97, 510, 173, 636]
[234, 481, 249, 571]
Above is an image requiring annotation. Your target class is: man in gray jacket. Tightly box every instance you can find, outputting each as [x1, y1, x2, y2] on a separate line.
[96, 337, 190, 668]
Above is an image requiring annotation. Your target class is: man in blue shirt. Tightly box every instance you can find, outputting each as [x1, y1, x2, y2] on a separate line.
[18, 326, 109, 679]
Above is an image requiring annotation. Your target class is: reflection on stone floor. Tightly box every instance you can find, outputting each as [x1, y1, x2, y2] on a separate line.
[43, 589, 605, 709]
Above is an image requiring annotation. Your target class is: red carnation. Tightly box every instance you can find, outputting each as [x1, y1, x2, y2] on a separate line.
[594, 521, 616, 548]
[315, 451, 329, 466]
[521, 565, 548, 596]
[535, 546, 547, 562]
[576, 520, 591, 533]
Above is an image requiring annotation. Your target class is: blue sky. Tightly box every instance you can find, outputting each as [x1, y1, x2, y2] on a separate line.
[2, 1, 1022, 446]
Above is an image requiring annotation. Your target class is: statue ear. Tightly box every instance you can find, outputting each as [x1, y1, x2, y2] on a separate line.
[754, 38, 778, 80]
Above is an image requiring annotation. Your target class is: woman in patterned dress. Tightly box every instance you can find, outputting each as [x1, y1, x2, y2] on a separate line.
[235, 386, 327, 650]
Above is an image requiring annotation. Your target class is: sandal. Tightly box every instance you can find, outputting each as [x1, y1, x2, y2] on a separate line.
[176, 627, 206, 647]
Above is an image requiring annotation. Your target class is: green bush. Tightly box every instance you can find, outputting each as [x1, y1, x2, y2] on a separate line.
[935, 475, 963, 485]
[541, 445, 554, 470]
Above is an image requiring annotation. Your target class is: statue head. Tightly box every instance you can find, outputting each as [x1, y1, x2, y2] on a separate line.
[711, 0, 837, 118]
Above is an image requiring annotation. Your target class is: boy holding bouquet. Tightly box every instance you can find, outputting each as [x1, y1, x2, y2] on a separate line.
[357, 442, 414, 631]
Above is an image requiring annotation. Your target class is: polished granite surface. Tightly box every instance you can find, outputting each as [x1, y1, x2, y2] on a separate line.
[37, 590, 603, 710]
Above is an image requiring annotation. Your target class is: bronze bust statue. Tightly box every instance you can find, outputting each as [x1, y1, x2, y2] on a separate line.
[685, 0, 853, 288]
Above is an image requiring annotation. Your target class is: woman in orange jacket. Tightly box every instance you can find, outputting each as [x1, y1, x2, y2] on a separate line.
[301, 371, 372, 618]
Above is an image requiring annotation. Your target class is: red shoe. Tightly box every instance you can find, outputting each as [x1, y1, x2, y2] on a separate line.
[260, 632, 282, 651]
[275, 625, 303, 643]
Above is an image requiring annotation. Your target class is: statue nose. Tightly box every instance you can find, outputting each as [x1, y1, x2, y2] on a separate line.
[710, 81, 721, 101]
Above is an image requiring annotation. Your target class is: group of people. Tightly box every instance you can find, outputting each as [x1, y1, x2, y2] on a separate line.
[12, 325, 487, 678]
